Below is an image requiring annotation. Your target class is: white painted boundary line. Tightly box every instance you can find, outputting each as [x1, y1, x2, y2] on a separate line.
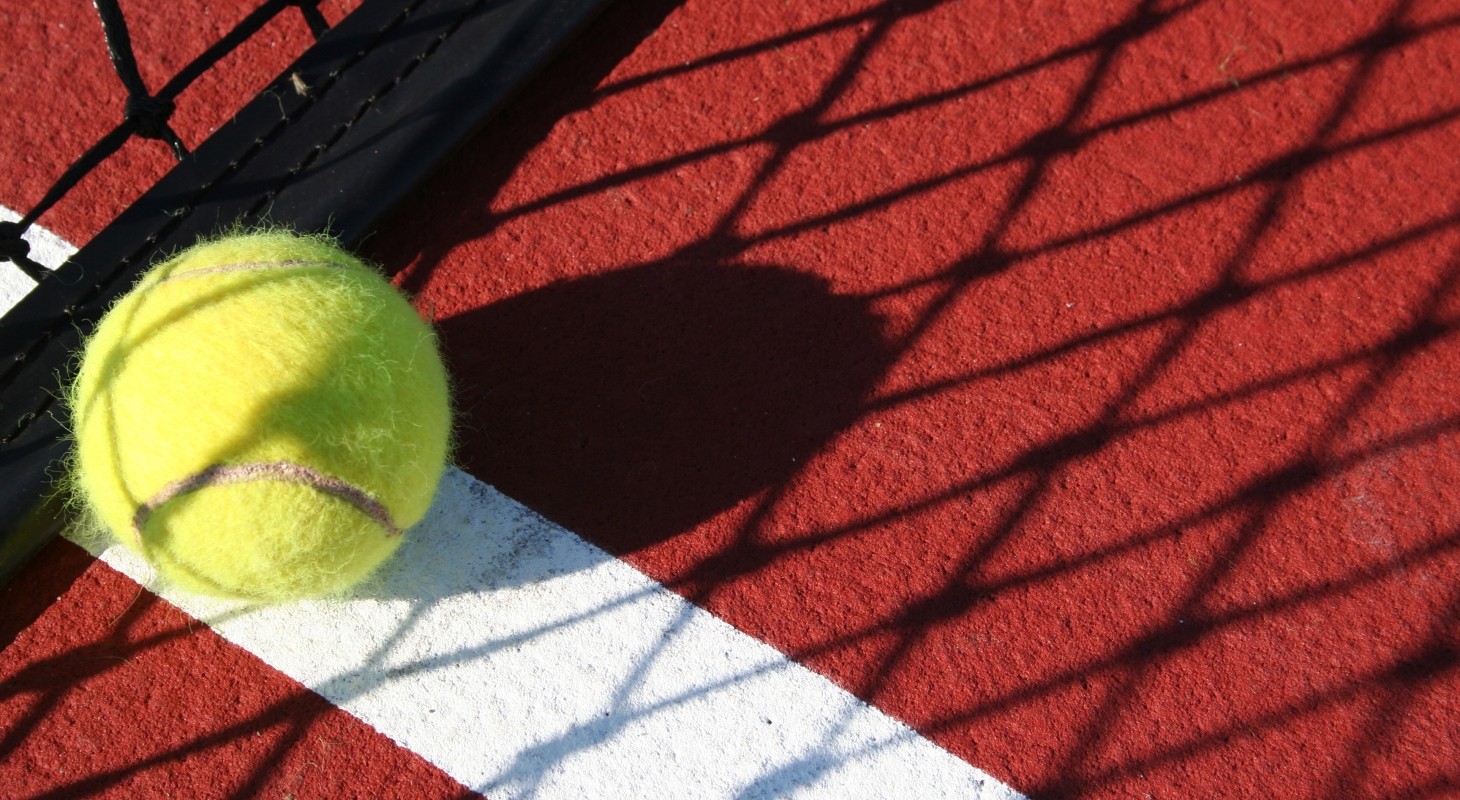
[0, 207, 78, 315]
[19, 205, 1024, 798]
[73, 469, 1026, 799]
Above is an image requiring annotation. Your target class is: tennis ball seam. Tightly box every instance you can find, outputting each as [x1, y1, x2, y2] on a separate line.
[71, 230, 451, 602]
[130, 460, 404, 547]
[156, 259, 353, 285]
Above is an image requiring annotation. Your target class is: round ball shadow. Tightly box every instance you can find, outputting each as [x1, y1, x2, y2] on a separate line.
[438, 259, 894, 555]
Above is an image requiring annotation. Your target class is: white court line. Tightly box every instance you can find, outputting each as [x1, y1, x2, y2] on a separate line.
[73, 468, 1027, 799]
[23, 206, 1026, 798]
[0, 207, 78, 316]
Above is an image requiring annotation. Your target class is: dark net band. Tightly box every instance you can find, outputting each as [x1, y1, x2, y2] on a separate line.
[0, 0, 331, 285]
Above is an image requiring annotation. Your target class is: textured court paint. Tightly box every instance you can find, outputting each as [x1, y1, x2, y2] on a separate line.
[2, 218, 1015, 796]
[0, 537, 93, 651]
[362, 0, 1460, 797]
[74, 467, 1021, 799]
[0, 0, 360, 245]
[0, 538, 476, 799]
[4, 1, 1460, 799]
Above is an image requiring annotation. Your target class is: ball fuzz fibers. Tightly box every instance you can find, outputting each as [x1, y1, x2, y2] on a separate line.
[70, 231, 451, 602]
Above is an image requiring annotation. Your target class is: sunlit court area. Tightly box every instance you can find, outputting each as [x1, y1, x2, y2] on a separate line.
[1, 1, 1457, 797]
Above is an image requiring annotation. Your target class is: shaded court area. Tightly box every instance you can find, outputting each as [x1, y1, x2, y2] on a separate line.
[0, 0, 1456, 797]
[367, 0, 1460, 796]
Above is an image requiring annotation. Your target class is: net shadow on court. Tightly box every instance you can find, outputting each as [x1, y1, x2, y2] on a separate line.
[2, 0, 1458, 796]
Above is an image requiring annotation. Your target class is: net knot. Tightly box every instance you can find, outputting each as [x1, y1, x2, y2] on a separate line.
[125, 94, 177, 140]
[0, 221, 30, 264]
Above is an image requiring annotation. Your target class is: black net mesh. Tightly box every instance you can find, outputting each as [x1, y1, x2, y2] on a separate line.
[0, 0, 332, 290]
[0, 0, 613, 583]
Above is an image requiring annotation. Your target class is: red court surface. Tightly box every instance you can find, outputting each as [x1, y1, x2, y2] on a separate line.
[3, 0, 1459, 798]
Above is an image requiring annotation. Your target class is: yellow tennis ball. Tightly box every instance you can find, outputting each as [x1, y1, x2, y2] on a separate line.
[69, 231, 451, 602]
